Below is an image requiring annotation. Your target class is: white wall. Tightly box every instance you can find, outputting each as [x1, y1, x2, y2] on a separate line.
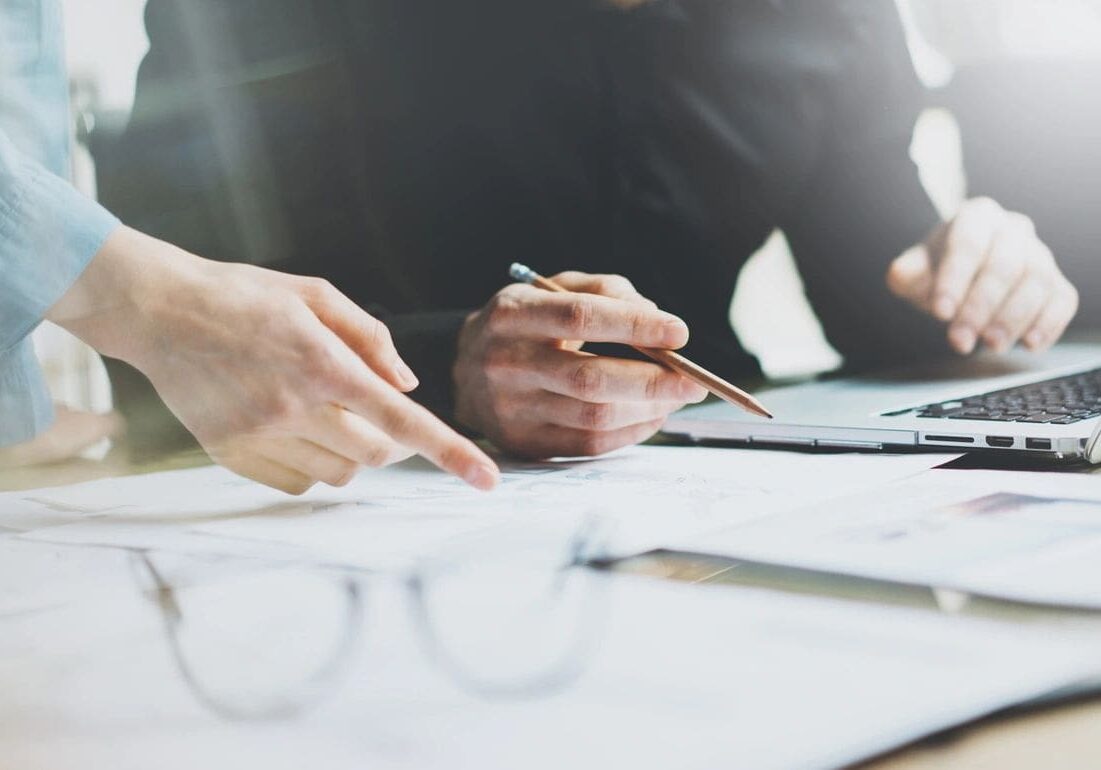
[61, 0, 149, 112]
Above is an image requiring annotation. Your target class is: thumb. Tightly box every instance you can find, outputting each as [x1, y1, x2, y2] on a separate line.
[886, 243, 935, 311]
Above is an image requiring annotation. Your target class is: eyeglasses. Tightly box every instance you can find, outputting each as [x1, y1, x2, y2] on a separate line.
[131, 515, 614, 720]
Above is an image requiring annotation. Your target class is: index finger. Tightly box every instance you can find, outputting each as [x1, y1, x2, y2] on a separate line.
[550, 272, 658, 308]
[492, 285, 689, 348]
[932, 199, 1002, 320]
[336, 364, 500, 491]
[296, 278, 420, 393]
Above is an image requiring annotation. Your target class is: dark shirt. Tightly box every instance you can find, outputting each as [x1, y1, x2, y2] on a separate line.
[100, 0, 944, 429]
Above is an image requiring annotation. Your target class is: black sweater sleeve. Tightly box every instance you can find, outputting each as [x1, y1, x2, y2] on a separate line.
[780, 1, 946, 372]
[368, 308, 469, 423]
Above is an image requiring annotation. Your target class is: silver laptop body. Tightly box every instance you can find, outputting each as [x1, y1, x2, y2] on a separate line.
[664, 343, 1101, 463]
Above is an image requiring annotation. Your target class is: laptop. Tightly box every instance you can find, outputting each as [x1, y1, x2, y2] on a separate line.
[663, 342, 1101, 464]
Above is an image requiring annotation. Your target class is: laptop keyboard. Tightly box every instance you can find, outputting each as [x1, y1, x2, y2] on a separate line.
[901, 368, 1101, 425]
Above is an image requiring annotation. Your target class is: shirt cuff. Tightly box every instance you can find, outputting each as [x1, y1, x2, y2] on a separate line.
[0, 133, 120, 355]
[0, 338, 54, 447]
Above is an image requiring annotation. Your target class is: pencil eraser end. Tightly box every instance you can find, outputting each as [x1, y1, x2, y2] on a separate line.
[509, 263, 536, 283]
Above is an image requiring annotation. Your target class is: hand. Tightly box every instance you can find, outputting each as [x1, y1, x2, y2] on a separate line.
[454, 272, 708, 459]
[0, 406, 122, 469]
[887, 197, 1079, 355]
[47, 226, 500, 494]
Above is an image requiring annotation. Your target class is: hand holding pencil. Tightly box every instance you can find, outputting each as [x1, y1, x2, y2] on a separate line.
[510, 264, 773, 419]
[452, 266, 769, 460]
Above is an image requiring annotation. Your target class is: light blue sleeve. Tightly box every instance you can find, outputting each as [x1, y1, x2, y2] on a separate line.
[0, 0, 120, 446]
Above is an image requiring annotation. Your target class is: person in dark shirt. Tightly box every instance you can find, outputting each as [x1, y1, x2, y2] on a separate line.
[99, 0, 1078, 459]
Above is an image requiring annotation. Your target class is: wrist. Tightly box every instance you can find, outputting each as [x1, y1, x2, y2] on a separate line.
[45, 225, 206, 366]
[452, 311, 483, 433]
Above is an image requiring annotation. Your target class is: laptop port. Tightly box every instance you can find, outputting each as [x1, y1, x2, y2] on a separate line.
[985, 436, 1014, 448]
[924, 434, 975, 444]
[1026, 438, 1053, 451]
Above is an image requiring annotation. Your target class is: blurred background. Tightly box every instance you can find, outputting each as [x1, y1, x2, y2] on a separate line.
[39, 0, 1101, 433]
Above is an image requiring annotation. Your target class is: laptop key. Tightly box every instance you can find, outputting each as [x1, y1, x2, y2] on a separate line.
[897, 366, 1101, 425]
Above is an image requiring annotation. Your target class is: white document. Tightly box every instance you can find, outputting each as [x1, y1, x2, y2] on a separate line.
[0, 569, 1096, 770]
[0, 539, 140, 616]
[0, 446, 956, 566]
[670, 467, 1101, 608]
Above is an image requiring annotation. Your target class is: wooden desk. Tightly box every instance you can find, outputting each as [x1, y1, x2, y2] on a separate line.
[5, 447, 1101, 768]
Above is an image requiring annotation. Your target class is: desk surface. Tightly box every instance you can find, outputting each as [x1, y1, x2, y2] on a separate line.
[4, 446, 1100, 768]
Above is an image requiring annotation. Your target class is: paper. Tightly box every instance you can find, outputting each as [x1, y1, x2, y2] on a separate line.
[0, 567, 1096, 770]
[669, 467, 1101, 608]
[0, 446, 956, 566]
[0, 539, 137, 616]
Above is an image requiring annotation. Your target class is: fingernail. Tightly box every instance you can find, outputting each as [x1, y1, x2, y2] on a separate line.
[464, 463, 500, 491]
[949, 326, 976, 354]
[1025, 331, 1044, 350]
[397, 361, 419, 390]
[661, 317, 689, 348]
[933, 295, 956, 321]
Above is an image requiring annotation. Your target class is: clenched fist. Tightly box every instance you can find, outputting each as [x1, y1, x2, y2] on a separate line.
[454, 272, 708, 459]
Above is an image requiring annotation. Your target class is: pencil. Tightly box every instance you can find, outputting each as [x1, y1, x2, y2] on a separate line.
[509, 263, 774, 419]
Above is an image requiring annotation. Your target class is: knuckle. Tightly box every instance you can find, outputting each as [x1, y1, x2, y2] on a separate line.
[494, 426, 527, 455]
[1034, 240, 1058, 268]
[577, 431, 611, 457]
[956, 301, 988, 330]
[484, 293, 521, 335]
[561, 298, 595, 337]
[967, 196, 1002, 217]
[298, 276, 336, 303]
[569, 360, 606, 400]
[362, 443, 395, 469]
[482, 345, 518, 377]
[301, 339, 337, 375]
[364, 316, 394, 349]
[600, 274, 636, 296]
[1064, 282, 1081, 311]
[381, 406, 419, 438]
[283, 479, 315, 496]
[493, 395, 521, 423]
[330, 463, 359, 487]
[645, 371, 665, 401]
[552, 271, 585, 286]
[580, 401, 615, 431]
[258, 391, 297, 426]
[436, 441, 472, 472]
[1008, 212, 1035, 236]
[628, 309, 650, 341]
[995, 240, 1028, 271]
[976, 273, 1010, 304]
